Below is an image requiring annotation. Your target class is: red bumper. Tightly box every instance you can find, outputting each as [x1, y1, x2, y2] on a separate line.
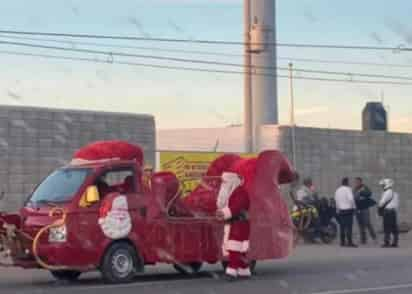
[12, 243, 96, 271]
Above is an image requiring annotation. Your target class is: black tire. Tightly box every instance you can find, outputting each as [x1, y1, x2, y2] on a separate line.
[50, 270, 81, 282]
[100, 242, 142, 284]
[222, 260, 257, 273]
[173, 262, 202, 275]
[250, 260, 257, 273]
[221, 260, 228, 271]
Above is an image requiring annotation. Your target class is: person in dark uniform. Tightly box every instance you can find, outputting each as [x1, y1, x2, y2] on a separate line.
[354, 177, 377, 244]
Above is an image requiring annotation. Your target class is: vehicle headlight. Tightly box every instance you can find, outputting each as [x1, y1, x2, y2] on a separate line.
[48, 225, 67, 243]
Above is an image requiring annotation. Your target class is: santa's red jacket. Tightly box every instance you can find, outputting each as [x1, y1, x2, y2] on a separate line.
[221, 186, 250, 256]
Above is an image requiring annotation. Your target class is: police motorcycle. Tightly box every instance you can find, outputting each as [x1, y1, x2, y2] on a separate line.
[291, 196, 338, 244]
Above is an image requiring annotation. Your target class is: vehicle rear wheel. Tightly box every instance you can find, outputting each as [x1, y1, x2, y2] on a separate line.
[173, 262, 202, 275]
[100, 242, 142, 284]
[50, 270, 81, 282]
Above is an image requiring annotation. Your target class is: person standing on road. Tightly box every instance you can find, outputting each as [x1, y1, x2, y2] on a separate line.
[354, 177, 377, 245]
[216, 172, 251, 281]
[335, 177, 357, 247]
[378, 179, 400, 248]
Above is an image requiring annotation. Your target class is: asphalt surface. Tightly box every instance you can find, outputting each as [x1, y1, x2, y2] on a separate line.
[1, 240, 412, 294]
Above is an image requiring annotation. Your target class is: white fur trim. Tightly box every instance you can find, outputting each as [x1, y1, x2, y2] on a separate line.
[238, 268, 251, 277]
[98, 195, 132, 240]
[226, 267, 237, 277]
[222, 207, 232, 220]
[70, 157, 121, 165]
[222, 224, 230, 257]
[226, 240, 250, 253]
[216, 172, 242, 209]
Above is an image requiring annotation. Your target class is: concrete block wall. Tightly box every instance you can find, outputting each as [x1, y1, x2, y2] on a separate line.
[0, 105, 155, 212]
[263, 125, 412, 224]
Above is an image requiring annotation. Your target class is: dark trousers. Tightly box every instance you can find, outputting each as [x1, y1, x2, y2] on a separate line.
[383, 210, 399, 246]
[356, 209, 377, 244]
[338, 209, 355, 246]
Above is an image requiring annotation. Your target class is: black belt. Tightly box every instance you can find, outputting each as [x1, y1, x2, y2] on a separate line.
[226, 211, 249, 224]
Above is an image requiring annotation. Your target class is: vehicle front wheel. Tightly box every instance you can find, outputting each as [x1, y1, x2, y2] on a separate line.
[100, 242, 142, 284]
[173, 262, 202, 275]
[50, 270, 81, 282]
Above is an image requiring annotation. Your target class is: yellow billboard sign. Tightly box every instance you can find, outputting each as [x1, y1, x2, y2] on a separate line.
[159, 151, 255, 196]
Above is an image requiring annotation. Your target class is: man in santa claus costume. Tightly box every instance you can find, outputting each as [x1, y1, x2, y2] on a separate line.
[216, 172, 251, 281]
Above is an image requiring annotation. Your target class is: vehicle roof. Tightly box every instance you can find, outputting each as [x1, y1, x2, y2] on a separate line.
[64, 159, 141, 169]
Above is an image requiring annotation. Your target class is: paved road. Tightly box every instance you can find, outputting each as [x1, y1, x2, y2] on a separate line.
[1, 243, 412, 294]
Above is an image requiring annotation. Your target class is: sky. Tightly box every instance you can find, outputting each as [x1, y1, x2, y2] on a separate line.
[0, 0, 411, 131]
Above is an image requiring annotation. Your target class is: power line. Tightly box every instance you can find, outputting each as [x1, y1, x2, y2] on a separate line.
[278, 56, 412, 69]
[291, 67, 412, 81]
[1, 39, 412, 82]
[2, 34, 411, 70]
[0, 34, 243, 57]
[0, 49, 411, 86]
[0, 29, 411, 52]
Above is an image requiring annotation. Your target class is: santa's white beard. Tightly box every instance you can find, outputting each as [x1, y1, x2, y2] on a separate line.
[216, 179, 240, 209]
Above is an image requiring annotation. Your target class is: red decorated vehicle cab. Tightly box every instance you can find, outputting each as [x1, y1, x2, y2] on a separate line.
[0, 141, 296, 284]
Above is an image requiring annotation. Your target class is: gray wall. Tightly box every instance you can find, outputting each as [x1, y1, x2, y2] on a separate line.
[262, 125, 412, 223]
[0, 105, 155, 212]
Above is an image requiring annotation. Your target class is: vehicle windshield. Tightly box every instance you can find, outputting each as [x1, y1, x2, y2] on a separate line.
[28, 168, 91, 204]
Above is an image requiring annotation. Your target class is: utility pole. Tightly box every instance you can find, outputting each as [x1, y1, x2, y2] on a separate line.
[289, 62, 297, 167]
[288, 62, 295, 126]
[244, 0, 253, 153]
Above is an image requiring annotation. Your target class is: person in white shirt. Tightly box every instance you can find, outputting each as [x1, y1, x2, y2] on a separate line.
[378, 179, 399, 248]
[334, 177, 357, 247]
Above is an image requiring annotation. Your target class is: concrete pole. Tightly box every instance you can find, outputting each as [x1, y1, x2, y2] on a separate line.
[250, 0, 278, 152]
[289, 62, 297, 167]
[244, 0, 253, 153]
[288, 63, 295, 126]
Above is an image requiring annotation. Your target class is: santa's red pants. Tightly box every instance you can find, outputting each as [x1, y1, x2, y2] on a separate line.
[226, 251, 251, 277]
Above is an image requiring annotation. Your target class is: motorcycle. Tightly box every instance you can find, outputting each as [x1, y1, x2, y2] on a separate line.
[291, 197, 338, 244]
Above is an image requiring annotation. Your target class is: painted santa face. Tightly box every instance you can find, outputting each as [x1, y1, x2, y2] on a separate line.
[98, 195, 132, 240]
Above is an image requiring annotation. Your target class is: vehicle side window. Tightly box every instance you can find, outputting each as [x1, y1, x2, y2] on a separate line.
[95, 168, 137, 197]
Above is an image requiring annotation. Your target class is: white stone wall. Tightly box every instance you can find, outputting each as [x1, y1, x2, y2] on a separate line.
[0, 106, 155, 211]
[157, 126, 246, 153]
[266, 125, 412, 223]
[158, 124, 412, 225]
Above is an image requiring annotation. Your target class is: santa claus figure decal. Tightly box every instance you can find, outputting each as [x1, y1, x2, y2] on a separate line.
[98, 195, 132, 240]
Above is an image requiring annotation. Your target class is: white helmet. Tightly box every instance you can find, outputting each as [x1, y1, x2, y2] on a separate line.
[379, 178, 394, 190]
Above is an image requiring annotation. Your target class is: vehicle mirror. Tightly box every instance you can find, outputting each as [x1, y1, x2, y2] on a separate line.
[86, 186, 100, 203]
[79, 186, 100, 207]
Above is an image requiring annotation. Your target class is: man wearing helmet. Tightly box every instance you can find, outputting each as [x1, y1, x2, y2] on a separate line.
[378, 179, 400, 248]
